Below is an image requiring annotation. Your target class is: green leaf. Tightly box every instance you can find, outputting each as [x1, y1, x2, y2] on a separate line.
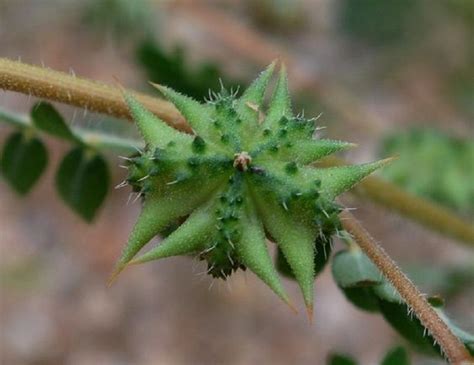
[332, 249, 382, 288]
[327, 353, 358, 365]
[372, 280, 473, 357]
[377, 299, 440, 356]
[136, 39, 243, 101]
[55, 147, 109, 222]
[1, 131, 48, 194]
[379, 127, 474, 215]
[339, 0, 420, 46]
[380, 346, 410, 365]
[435, 308, 474, 356]
[31, 102, 80, 143]
[341, 286, 380, 312]
[332, 248, 383, 312]
[372, 280, 402, 303]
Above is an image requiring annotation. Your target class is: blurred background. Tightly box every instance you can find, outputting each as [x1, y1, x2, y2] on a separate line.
[0, 1, 473, 364]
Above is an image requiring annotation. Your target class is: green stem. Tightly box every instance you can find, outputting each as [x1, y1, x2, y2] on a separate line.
[77, 129, 141, 155]
[0, 108, 29, 128]
[0, 107, 141, 155]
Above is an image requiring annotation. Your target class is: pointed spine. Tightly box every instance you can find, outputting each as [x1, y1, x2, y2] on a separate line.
[152, 84, 214, 141]
[123, 92, 191, 147]
[250, 187, 315, 316]
[129, 205, 215, 265]
[262, 64, 292, 131]
[237, 61, 275, 119]
[309, 158, 394, 200]
[111, 176, 227, 281]
[291, 140, 356, 164]
[274, 228, 315, 317]
[109, 192, 177, 282]
[236, 62, 276, 145]
[237, 199, 291, 305]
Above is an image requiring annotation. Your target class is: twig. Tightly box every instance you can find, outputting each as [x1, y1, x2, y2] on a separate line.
[340, 210, 473, 365]
[0, 107, 141, 155]
[0, 57, 190, 133]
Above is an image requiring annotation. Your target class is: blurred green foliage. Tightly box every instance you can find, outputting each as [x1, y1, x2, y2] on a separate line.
[246, 0, 307, 33]
[82, 0, 153, 40]
[339, 0, 421, 46]
[445, 0, 474, 30]
[0, 103, 111, 222]
[407, 263, 474, 300]
[136, 39, 244, 101]
[379, 128, 474, 215]
[327, 346, 410, 365]
[448, 69, 474, 119]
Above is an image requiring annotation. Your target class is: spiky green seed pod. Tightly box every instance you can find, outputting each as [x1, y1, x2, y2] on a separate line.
[111, 63, 390, 316]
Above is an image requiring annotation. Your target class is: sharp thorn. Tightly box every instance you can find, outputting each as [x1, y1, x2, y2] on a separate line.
[107, 265, 125, 287]
[306, 304, 314, 324]
[115, 181, 128, 189]
[137, 175, 149, 182]
[284, 298, 298, 315]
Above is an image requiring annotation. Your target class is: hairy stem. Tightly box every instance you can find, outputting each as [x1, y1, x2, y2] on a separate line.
[0, 57, 190, 132]
[340, 210, 473, 365]
[1, 57, 472, 247]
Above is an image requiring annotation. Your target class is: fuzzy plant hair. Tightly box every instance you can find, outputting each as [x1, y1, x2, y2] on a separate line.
[111, 62, 389, 315]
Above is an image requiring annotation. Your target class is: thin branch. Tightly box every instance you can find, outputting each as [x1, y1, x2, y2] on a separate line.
[0, 57, 190, 133]
[1, 57, 472, 247]
[320, 156, 474, 246]
[340, 210, 473, 365]
[0, 107, 29, 128]
[0, 106, 140, 155]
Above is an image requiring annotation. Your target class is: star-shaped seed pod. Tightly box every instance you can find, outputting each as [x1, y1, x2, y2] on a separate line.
[111, 62, 390, 317]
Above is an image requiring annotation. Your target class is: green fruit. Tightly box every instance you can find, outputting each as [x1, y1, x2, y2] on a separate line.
[112, 62, 389, 315]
